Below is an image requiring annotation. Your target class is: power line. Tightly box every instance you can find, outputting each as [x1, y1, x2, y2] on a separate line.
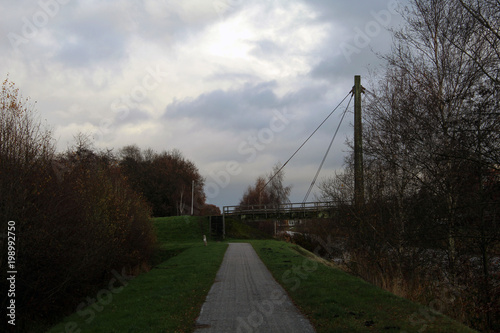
[263, 90, 352, 191]
[303, 94, 353, 202]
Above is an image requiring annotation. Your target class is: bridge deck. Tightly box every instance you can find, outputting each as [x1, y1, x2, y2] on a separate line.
[223, 201, 338, 220]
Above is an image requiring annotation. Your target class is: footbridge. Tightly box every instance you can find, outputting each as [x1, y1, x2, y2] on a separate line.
[217, 76, 365, 238]
[223, 201, 339, 221]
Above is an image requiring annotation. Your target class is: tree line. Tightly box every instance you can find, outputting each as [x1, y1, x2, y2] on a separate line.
[118, 145, 220, 217]
[0, 78, 215, 331]
[296, 1, 499, 331]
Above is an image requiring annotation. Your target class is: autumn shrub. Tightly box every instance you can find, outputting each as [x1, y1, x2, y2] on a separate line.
[0, 79, 155, 331]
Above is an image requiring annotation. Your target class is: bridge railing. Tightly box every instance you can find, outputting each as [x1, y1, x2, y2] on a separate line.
[223, 201, 339, 219]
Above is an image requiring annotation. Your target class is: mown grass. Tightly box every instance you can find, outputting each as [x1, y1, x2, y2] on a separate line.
[48, 217, 476, 332]
[153, 216, 211, 244]
[150, 216, 213, 266]
[249, 239, 477, 333]
[224, 217, 273, 240]
[47, 216, 227, 333]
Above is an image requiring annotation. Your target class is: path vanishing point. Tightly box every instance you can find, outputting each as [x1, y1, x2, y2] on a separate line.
[194, 243, 316, 333]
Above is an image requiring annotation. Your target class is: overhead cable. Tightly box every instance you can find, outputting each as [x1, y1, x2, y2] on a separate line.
[303, 94, 353, 202]
[263, 90, 353, 191]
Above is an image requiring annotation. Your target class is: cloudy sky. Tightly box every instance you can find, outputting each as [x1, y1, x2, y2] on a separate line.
[1, 0, 405, 208]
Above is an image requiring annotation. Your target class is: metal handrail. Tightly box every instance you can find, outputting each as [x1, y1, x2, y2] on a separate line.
[223, 201, 338, 215]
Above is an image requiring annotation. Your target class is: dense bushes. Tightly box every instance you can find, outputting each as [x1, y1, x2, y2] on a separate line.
[119, 145, 209, 217]
[0, 79, 156, 331]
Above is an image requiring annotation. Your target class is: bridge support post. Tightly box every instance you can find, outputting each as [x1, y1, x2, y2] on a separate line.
[222, 212, 226, 239]
[354, 75, 365, 210]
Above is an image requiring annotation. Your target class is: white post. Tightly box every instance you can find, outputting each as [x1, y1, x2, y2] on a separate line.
[191, 180, 194, 215]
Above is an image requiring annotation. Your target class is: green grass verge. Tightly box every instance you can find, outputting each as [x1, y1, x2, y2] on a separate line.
[248, 239, 477, 333]
[224, 217, 273, 240]
[150, 216, 214, 266]
[47, 216, 227, 333]
[48, 217, 475, 332]
[153, 216, 212, 244]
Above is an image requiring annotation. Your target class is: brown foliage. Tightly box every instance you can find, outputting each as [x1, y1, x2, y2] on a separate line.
[119, 145, 206, 217]
[239, 163, 291, 207]
[0, 79, 156, 330]
[200, 204, 221, 216]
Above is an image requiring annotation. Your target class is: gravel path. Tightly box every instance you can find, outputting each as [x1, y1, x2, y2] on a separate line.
[194, 243, 315, 333]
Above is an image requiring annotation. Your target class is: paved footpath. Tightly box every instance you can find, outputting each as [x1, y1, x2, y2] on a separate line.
[194, 243, 315, 333]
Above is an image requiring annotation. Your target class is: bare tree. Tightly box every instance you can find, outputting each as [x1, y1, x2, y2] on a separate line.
[315, 1, 500, 329]
[359, 0, 500, 329]
[239, 176, 270, 206]
[452, 0, 500, 85]
[267, 163, 292, 207]
[0, 78, 54, 222]
[239, 163, 291, 207]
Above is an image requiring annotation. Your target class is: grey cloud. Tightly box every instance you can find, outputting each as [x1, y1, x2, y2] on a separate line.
[303, 0, 400, 25]
[1, 0, 402, 209]
[249, 39, 284, 58]
[280, 84, 330, 107]
[128, 0, 251, 46]
[310, 56, 355, 81]
[303, 0, 404, 84]
[164, 81, 280, 130]
[164, 80, 335, 136]
[205, 71, 259, 82]
[113, 108, 151, 126]
[54, 9, 128, 67]
[162, 78, 351, 177]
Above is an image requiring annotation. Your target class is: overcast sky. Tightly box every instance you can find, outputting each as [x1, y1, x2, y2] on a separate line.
[1, 0, 406, 208]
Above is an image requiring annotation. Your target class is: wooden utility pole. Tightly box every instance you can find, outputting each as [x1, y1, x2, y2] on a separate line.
[354, 75, 365, 209]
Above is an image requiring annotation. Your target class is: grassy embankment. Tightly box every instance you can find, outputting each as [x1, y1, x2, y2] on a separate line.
[48, 216, 227, 333]
[49, 216, 475, 332]
[249, 239, 476, 333]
